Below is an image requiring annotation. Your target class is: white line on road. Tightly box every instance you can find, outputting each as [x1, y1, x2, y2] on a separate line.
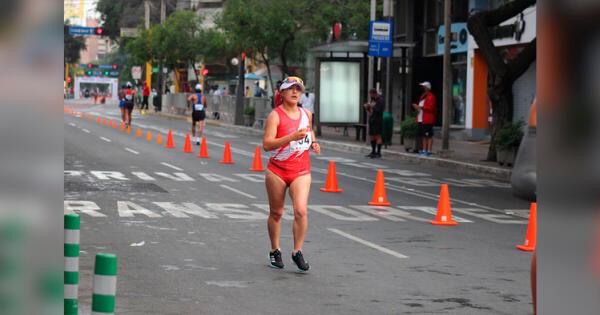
[69, 123, 76, 127]
[100, 137, 111, 142]
[327, 228, 408, 259]
[161, 162, 183, 171]
[82, 129, 90, 133]
[125, 148, 139, 155]
[219, 184, 256, 199]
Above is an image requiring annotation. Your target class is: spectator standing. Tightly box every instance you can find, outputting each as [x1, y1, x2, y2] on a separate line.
[412, 81, 437, 156]
[363, 89, 384, 158]
[141, 82, 150, 110]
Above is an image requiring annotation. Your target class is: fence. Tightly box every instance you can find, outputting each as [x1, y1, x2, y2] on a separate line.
[159, 93, 272, 129]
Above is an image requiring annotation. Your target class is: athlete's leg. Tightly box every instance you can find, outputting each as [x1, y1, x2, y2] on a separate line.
[191, 120, 196, 138]
[288, 174, 311, 252]
[265, 169, 287, 251]
[197, 120, 204, 138]
[120, 107, 126, 122]
[127, 107, 133, 125]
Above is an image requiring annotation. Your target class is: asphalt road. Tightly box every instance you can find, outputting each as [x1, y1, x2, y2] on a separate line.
[64, 100, 533, 314]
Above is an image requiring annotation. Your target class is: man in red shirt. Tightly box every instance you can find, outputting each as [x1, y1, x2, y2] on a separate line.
[412, 81, 437, 156]
[141, 81, 150, 110]
[273, 80, 283, 108]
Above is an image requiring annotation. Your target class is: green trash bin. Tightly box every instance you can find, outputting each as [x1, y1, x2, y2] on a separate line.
[382, 112, 393, 145]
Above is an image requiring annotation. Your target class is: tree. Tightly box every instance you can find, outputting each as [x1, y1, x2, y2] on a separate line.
[219, 0, 371, 94]
[467, 0, 536, 161]
[64, 33, 87, 64]
[96, 0, 178, 42]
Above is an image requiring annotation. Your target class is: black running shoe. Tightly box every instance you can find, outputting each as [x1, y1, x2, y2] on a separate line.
[365, 153, 375, 158]
[268, 249, 284, 269]
[291, 251, 310, 272]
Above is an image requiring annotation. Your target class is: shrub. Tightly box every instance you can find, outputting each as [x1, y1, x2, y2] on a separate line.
[494, 121, 524, 150]
[400, 115, 418, 138]
[244, 106, 255, 116]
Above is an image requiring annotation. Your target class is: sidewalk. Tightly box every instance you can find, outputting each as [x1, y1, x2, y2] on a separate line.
[146, 110, 512, 181]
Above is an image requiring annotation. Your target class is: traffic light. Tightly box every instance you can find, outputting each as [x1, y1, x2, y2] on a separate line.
[202, 69, 209, 76]
[87, 64, 93, 68]
[112, 64, 118, 70]
[94, 27, 104, 36]
[104, 71, 109, 76]
[86, 70, 92, 75]
[67, 77, 72, 83]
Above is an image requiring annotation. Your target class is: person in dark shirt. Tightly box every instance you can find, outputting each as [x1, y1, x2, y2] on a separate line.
[363, 88, 384, 158]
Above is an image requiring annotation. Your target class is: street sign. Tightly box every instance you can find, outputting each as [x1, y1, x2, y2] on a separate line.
[131, 66, 142, 80]
[120, 28, 139, 38]
[437, 23, 468, 55]
[68, 26, 95, 35]
[368, 21, 393, 57]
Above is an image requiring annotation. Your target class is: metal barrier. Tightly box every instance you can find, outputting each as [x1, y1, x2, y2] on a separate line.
[158, 93, 271, 129]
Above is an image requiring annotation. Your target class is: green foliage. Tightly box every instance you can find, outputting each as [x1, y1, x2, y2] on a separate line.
[244, 106, 255, 116]
[400, 115, 418, 138]
[493, 121, 524, 150]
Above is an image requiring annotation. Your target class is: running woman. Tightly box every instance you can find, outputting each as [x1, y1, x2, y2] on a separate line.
[123, 82, 136, 126]
[187, 84, 207, 145]
[263, 76, 320, 272]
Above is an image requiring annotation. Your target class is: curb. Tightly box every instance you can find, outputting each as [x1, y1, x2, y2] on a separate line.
[146, 111, 511, 181]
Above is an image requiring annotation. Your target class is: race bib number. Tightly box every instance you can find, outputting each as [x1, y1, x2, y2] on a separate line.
[194, 104, 204, 111]
[125, 94, 133, 100]
[289, 133, 312, 152]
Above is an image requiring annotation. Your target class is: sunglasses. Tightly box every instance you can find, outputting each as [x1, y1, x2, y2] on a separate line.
[284, 76, 304, 85]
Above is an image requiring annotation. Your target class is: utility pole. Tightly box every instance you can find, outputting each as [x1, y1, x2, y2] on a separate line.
[441, 0, 452, 153]
[157, 0, 166, 111]
[144, 0, 152, 102]
[366, 0, 376, 144]
[383, 0, 393, 114]
[234, 54, 246, 126]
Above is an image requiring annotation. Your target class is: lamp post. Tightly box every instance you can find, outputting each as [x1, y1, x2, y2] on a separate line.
[233, 54, 245, 125]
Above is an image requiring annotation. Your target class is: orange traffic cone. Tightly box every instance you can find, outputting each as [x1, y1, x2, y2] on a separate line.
[81, 112, 85, 118]
[102, 118, 107, 125]
[220, 141, 235, 164]
[146, 131, 152, 141]
[182, 133, 194, 153]
[112, 121, 117, 128]
[368, 170, 391, 206]
[165, 130, 176, 148]
[430, 184, 458, 226]
[516, 203, 537, 251]
[120, 123, 125, 131]
[156, 134, 163, 144]
[126, 125, 131, 134]
[88, 114, 93, 121]
[249, 146, 265, 171]
[136, 128, 142, 137]
[197, 137, 210, 158]
[97, 117, 101, 124]
[320, 161, 343, 192]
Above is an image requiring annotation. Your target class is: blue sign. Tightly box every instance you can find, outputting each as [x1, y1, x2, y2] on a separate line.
[368, 21, 393, 57]
[437, 23, 468, 55]
[68, 26, 95, 35]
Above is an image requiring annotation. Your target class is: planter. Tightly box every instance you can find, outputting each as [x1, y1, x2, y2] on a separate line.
[243, 114, 255, 127]
[403, 136, 416, 152]
[497, 148, 516, 167]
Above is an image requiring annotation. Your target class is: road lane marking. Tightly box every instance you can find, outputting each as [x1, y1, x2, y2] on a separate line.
[219, 185, 256, 199]
[82, 128, 90, 133]
[69, 123, 77, 127]
[161, 162, 183, 171]
[100, 137, 111, 142]
[125, 148, 139, 155]
[327, 228, 408, 259]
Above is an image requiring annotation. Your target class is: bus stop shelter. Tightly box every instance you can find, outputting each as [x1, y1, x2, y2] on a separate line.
[307, 40, 414, 141]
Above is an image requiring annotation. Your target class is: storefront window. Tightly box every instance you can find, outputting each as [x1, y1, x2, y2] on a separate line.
[451, 55, 467, 126]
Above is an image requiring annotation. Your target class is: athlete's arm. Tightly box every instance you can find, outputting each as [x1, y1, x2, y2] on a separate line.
[309, 112, 320, 155]
[187, 94, 196, 110]
[263, 111, 306, 151]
